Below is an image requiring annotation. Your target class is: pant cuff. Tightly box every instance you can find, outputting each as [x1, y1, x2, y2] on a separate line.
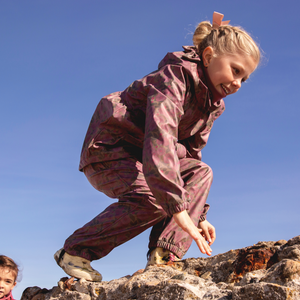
[153, 241, 186, 259]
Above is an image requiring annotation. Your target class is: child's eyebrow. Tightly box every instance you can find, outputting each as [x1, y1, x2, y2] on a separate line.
[233, 62, 245, 72]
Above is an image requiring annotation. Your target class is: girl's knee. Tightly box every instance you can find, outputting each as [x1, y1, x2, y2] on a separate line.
[202, 162, 213, 179]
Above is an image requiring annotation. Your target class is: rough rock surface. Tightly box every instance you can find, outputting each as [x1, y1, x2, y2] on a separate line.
[21, 236, 300, 300]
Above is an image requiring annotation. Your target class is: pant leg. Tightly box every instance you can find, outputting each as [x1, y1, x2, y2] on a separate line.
[64, 156, 167, 261]
[148, 158, 213, 258]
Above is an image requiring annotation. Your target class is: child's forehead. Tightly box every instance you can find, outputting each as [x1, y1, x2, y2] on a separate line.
[0, 267, 16, 279]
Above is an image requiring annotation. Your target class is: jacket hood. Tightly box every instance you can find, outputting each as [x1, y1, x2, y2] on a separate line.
[158, 46, 224, 106]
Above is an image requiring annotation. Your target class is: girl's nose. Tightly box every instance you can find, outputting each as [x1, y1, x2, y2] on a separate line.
[232, 79, 241, 89]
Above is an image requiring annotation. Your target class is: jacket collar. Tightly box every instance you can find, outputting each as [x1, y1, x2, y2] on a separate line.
[1, 292, 15, 300]
[182, 46, 223, 110]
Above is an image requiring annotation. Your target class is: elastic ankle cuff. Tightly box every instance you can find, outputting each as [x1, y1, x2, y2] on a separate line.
[155, 241, 185, 258]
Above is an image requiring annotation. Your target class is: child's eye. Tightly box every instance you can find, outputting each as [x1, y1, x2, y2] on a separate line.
[233, 68, 240, 75]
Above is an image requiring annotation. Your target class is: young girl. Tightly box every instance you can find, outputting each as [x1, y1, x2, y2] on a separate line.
[0, 256, 19, 300]
[55, 12, 260, 281]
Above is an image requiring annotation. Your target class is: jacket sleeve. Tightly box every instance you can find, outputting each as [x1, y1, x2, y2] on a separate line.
[142, 64, 192, 216]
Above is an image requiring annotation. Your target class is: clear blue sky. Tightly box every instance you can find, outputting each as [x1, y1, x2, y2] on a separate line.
[1, 1, 299, 298]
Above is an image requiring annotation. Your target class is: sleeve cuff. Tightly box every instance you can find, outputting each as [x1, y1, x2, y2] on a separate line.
[199, 203, 210, 222]
[167, 201, 191, 216]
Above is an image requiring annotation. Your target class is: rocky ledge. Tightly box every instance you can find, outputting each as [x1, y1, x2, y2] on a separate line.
[21, 236, 300, 300]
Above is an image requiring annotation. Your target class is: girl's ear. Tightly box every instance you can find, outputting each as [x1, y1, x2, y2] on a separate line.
[202, 46, 214, 67]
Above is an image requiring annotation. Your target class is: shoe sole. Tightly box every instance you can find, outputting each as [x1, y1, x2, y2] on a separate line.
[54, 248, 102, 282]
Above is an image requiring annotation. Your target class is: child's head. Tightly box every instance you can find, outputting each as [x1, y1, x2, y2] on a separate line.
[193, 15, 261, 98]
[193, 20, 261, 65]
[0, 256, 18, 298]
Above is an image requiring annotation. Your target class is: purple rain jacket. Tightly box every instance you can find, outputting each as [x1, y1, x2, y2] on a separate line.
[79, 46, 225, 216]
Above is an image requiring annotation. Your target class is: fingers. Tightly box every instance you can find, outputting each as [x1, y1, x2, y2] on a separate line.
[173, 211, 213, 256]
[201, 227, 212, 244]
[209, 227, 216, 245]
[191, 228, 212, 256]
[195, 235, 212, 256]
[199, 220, 216, 246]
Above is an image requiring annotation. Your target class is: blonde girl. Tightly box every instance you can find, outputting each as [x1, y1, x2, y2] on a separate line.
[54, 12, 260, 281]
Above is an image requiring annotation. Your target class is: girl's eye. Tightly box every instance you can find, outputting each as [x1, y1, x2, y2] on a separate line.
[233, 68, 240, 75]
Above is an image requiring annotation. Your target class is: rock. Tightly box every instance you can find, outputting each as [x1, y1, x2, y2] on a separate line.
[232, 282, 300, 300]
[262, 259, 300, 285]
[20, 236, 300, 300]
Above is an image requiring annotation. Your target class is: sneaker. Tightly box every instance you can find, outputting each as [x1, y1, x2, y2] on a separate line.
[146, 247, 180, 267]
[54, 248, 102, 282]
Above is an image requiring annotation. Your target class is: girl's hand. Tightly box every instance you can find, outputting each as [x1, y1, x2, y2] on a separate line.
[198, 219, 216, 246]
[173, 210, 212, 256]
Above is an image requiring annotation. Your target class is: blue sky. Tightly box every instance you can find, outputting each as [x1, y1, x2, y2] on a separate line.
[1, 1, 299, 298]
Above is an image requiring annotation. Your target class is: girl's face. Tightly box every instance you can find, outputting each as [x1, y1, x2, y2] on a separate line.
[0, 268, 16, 298]
[202, 47, 257, 98]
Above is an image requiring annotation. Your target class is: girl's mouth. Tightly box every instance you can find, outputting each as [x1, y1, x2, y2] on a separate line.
[221, 84, 230, 95]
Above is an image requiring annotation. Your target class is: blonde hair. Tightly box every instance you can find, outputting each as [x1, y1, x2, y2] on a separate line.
[193, 21, 261, 64]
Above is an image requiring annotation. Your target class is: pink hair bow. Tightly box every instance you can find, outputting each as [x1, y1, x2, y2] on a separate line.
[212, 11, 230, 29]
